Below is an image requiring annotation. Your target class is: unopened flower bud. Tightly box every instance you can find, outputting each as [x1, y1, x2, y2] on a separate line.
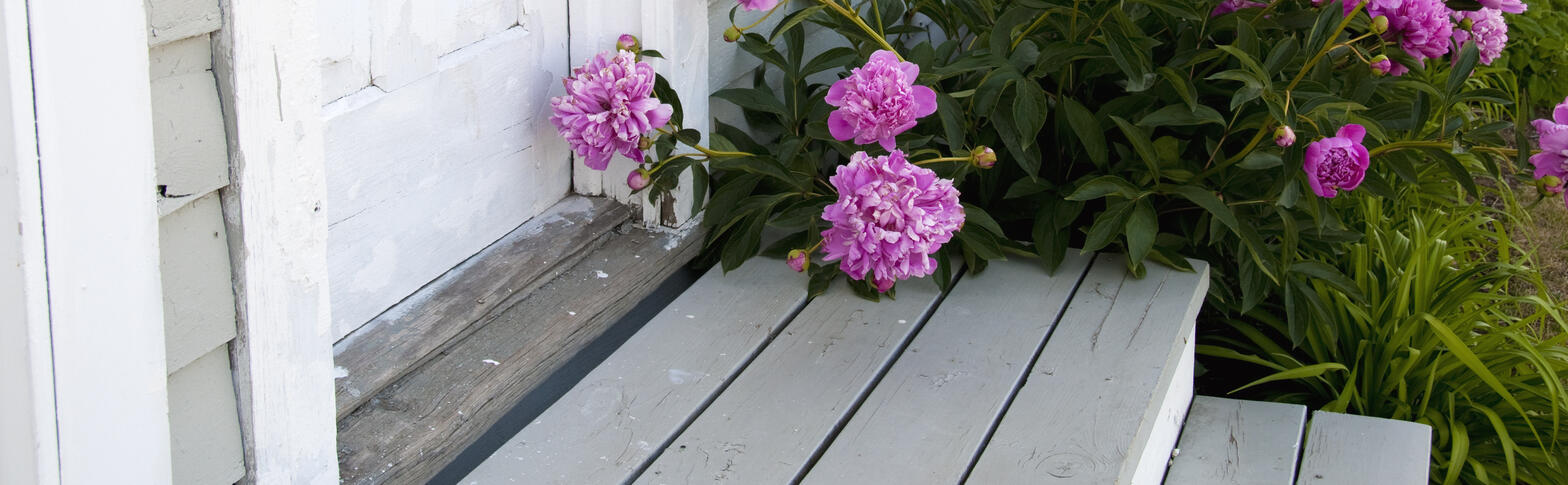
[1370, 16, 1389, 35]
[1458, 18, 1474, 31]
[1543, 175, 1565, 195]
[616, 34, 640, 53]
[1273, 126, 1296, 147]
[627, 168, 650, 191]
[723, 26, 742, 43]
[970, 146, 997, 169]
[638, 134, 657, 151]
[786, 249, 809, 272]
[1369, 55, 1391, 76]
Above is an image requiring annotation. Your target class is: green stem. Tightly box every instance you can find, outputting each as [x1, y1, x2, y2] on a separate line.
[816, 0, 903, 60]
[654, 126, 755, 158]
[1368, 140, 1450, 157]
[737, 0, 789, 31]
[915, 156, 969, 166]
[1011, 12, 1053, 51]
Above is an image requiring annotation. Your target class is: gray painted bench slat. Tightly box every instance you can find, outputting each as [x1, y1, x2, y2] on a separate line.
[460, 259, 809, 485]
[1164, 396, 1308, 485]
[633, 272, 954, 484]
[967, 254, 1210, 485]
[801, 255, 1094, 485]
[1296, 410, 1431, 485]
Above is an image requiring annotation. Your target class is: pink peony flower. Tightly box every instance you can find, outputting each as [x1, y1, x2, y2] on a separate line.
[1480, 0, 1527, 14]
[1452, 8, 1508, 65]
[550, 51, 673, 171]
[820, 150, 964, 292]
[737, 0, 779, 11]
[826, 50, 938, 151]
[1212, 0, 1268, 17]
[1367, 0, 1454, 65]
[1530, 97, 1568, 191]
[1304, 124, 1371, 198]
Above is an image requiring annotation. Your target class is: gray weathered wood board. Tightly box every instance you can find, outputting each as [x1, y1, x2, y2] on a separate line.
[801, 255, 1093, 485]
[460, 259, 811, 484]
[967, 254, 1209, 484]
[1296, 410, 1431, 485]
[332, 196, 629, 418]
[633, 272, 955, 484]
[1164, 396, 1307, 485]
[336, 227, 700, 484]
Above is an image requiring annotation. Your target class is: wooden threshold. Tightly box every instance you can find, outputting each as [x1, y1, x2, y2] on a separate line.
[332, 196, 631, 418]
[336, 221, 703, 484]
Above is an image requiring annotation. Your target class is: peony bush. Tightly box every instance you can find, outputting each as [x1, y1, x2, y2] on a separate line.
[550, 1, 1568, 479]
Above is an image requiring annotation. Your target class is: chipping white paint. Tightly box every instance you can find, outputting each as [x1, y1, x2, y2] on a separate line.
[31, 0, 174, 481]
[145, 0, 221, 47]
[0, 0, 57, 481]
[213, 0, 339, 481]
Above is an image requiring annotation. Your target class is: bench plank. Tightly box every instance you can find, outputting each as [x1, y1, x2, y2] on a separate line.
[1295, 411, 1431, 485]
[634, 274, 953, 484]
[460, 258, 810, 484]
[801, 255, 1094, 485]
[1164, 396, 1308, 485]
[967, 254, 1209, 485]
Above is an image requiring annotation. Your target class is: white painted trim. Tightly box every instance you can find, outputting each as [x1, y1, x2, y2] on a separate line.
[212, 0, 339, 482]
[0, 0, 57, 482]
[28, 0, 173, 482]
[568, 0, 709, 227]
[1131, 328, 1197, 485]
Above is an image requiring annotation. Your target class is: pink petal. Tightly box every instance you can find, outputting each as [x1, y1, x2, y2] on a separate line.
[911, 85, 938, 118]
[1337, 124, 1366, 144]
[828, 110, 856, 142]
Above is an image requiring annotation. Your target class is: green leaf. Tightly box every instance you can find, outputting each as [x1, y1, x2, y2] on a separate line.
[1230, 363, 1349, 394]
[1083, 201, 1134, 252]
[1111, 116, 1161, 178]
[653, 75, 683, 127]
[1004, 178, 1052, 199]
[1125, 199, 1156, 263]
[1059, 98, 1107, 167]
[1066, 175, 1139, 200]
[768, 5, 826, 42]
[1290, 261, 1365, 303]
[956, 225, 1006, 260]
[1446, 42, 1480, 99]
[1237, 150, 1283, 170]
[1422, 314, 1535, 433]
[962, 203, 1005, 236]
[807, 263, 837, 299]
[936, 93, 967, 149]
[1157, 67, 1199, 111]
[1137, 104, 1225, 128]
[713, 87, 787, 116]
[738, 33, 788, 69]
[1013, 81, 1049, 144]
[801, 46, 857, 76]
[689, 162, 708, 219]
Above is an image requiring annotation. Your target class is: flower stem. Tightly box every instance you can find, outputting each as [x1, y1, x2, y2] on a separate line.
[1368, 140, 1450, 157]
[815, 0, 903, 60]
[914, 156, 968, 166]
[737, 0, 788, 31]
[655, 126, 756, 158]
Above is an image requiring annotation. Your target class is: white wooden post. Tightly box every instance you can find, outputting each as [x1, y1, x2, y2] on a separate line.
[26, 0, 173, 483]
[569, 0, 709, 228]
[0, 0, 56, 482]
[212, 0, 339, 483]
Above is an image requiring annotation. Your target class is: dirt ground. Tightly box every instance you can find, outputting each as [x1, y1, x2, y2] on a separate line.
[1520, 192, 1568, 301]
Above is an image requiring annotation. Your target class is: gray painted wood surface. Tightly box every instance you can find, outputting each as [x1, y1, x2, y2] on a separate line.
[333, 196, 630, 418]
[966, 254, 1210, 484]
[461, 258, 810, 485]
[337, 227, 701, 484]
[802, 256, 1093, 485]
[633, 272, 955, 484]
[1164, 396, 1307, 485]
[1296, 410, 1431, 485]
[166, 344, 246, 485]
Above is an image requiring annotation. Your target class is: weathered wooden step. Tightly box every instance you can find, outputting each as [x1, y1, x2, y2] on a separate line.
[1164, 396, 1308, 485]
[1295, 410, 1431, 485]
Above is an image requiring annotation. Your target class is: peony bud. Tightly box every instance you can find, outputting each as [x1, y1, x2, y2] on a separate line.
[970, 146, 997, 169]
[616, 34, 640, 53]
[786, 249, 809, 272]
[627, 168, 650, 191]
[1370, 16, 1389, 35]
[1543, 175, 1565, 195]
[1273, 126, 1296, 147]
[1369, 55, 1391, 76]
[1458, 17, 1474, 31]
[723, 26, 742, 43]
[638, 134, 657, 151]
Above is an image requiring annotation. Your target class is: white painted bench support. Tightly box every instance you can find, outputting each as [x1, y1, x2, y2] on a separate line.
[213, 0, 339, 482]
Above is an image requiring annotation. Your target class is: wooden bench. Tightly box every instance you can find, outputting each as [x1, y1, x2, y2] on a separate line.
[460, 252, 1209, 484]
[1165, 396, 1431, 484]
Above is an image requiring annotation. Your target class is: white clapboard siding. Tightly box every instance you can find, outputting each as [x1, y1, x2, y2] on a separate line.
[802, 256, 1093, 485]
[635, 273, 955, 484]
[0, 0, 56, 480]
[322, 15, 572, 339]
[967, 254, 1209, 485]
[167, 345, 246, 485]
[365, 0, 519, 91]
[145, 0, 220, 47]
[159, 193, 239, 372]
[1165, 396, 1309, 485]
[151, 71, 230, 216]
[31, 0, 173, 481]
[149, 34, 213, 80]
[317, 0, 370, 103]
[1296, 411, 1431, 485]
[462, 259, 810, 484]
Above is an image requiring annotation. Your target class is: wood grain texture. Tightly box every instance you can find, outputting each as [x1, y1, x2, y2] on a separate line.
[337, 227, 703, 485]
[333, 196, 630, 418]
[158, 193, 239, 373]
[1295, 411, 1431, 485]
[1164, 396, 1308, 485]
[167, 344, 246, 485]
[213, 0, 339, 480]
[144, 0, 221, 46]
[802, 256, 1094, 485]
[967, 254, 1210, 484]
[635, 272, 955, 484]
[462, 258, 810, 485]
